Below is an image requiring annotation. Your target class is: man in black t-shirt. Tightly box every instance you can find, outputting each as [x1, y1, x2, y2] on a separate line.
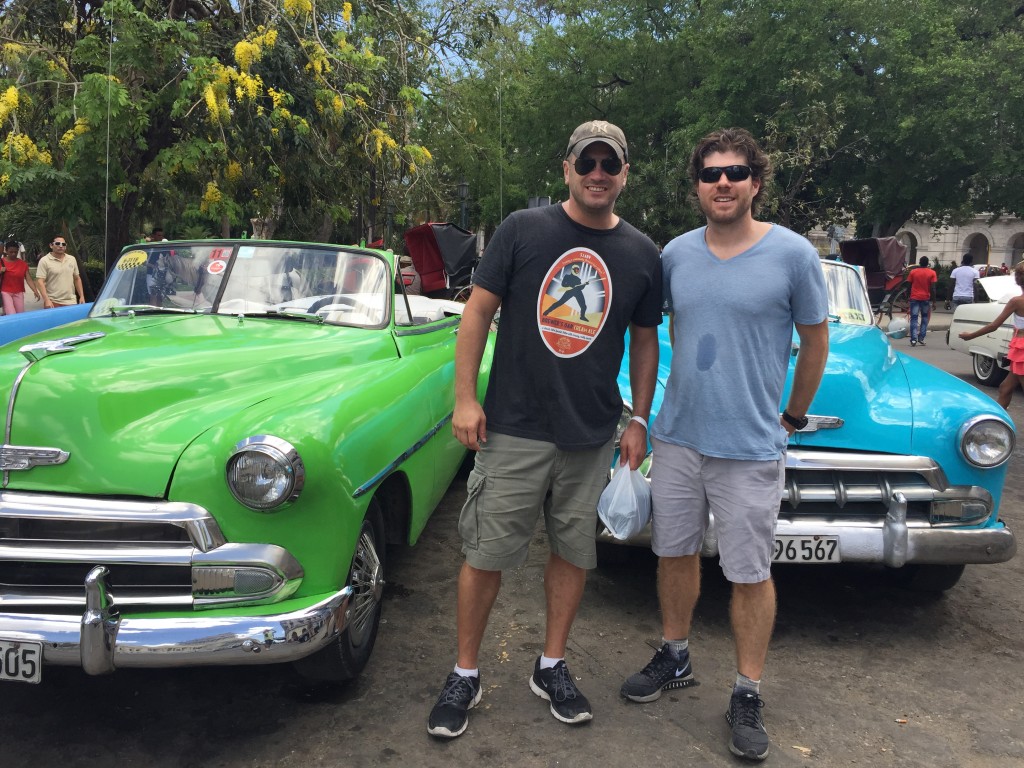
[428, 121, 662, 738]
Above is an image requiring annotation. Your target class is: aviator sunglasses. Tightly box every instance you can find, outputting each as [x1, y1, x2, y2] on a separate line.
[698, 165, 752, 184]
[573, 155, 624, 176]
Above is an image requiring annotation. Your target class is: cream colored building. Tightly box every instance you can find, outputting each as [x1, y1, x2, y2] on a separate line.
[810, 216, 1024, 270]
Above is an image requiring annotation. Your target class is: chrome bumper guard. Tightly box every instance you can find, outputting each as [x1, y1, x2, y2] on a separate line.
[602, 449, 1017, 566]
[0, 565, 353, 674]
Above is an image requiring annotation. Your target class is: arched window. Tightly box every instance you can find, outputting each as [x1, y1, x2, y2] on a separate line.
[1010, 233, 1024, 268]
[965, 233, 990, 266]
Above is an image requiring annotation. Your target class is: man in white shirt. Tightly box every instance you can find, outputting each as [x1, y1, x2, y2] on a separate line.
[949, 254, 979, 309]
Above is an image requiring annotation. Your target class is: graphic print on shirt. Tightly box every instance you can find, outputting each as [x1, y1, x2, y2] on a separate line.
[537, 248, 611, 358]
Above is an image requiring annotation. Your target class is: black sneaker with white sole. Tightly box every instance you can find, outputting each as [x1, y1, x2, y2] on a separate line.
[726, 690, 770, 761]
[620, 643, 695, 702]
[529, 657, 593, 724]
[427, 671, 481, 739]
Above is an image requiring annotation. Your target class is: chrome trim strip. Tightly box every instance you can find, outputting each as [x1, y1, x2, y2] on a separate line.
[353, 413, 453, 498]
[0, 587, 354, 671]
[0, 445, 70, 471]
[394, 317, 461, 336]
[786, 449, 950, 491]
[0, 492, 226, 552]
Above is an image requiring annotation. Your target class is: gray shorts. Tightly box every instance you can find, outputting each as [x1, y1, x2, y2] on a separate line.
[459, 432, 614, 571]
[649, 438, 784, 584]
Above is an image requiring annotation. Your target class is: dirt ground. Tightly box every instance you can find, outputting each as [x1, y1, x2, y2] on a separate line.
[2, 345, 1023, 768]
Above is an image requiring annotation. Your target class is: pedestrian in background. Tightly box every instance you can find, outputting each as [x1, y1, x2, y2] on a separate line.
[620, 127, 828, 762]
[959, 262, 1024, 408]
[949, 254, 980, 310]
[36, 236, 85, 308]
[2, 238, 41, 313]
[908, 255, 937, 346]
[427, 120, 662, 739]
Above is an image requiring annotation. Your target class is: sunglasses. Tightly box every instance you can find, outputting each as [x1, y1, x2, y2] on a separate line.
[572, 155, 623, 176]
[698, 165, 752, 184]
[52, 241, 67, 246]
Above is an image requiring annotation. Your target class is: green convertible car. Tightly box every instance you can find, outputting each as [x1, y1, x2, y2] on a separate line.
[0, 239, 492, 685]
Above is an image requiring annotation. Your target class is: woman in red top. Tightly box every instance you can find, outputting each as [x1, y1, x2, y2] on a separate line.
[2, 239, 42, 314]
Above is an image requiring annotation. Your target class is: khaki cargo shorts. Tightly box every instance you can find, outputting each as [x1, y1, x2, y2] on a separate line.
[459, 432, 614, 571]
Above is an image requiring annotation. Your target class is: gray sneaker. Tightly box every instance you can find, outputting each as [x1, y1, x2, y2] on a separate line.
[529, 657, 593, 724]
[620, 643, 695, 702]
[726, 690, 769, 761]
[427, 671, 481, 739]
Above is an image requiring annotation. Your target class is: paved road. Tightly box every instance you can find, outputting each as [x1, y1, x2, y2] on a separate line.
[1, 340, 1021, 768]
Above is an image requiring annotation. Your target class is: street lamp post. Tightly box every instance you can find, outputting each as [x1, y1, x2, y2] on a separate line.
[457, 180, 469, 230]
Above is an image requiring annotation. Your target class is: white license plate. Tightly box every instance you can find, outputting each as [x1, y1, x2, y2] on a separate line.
[772, 535, 840, 563]
[0, 639, 42, 684]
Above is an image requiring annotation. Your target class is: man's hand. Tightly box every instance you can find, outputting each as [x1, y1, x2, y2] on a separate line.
[452, 399, 487, 451]
[617, 420, 648, 471]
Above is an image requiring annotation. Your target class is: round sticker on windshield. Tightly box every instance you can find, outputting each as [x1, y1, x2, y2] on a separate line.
[116, 250, 148, 270]
[536, 248, 611, 358]
[207, 259, 228, 275]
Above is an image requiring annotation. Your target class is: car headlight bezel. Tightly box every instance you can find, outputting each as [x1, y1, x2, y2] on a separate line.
[958, 416, 1015, 469]
[226, 435, 306, 511]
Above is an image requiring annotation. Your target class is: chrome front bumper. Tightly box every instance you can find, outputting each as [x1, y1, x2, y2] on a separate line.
[600, 491, 1017, 566]
[0, 565, 353, 674]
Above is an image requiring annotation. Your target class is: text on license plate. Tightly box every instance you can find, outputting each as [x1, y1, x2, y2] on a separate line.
[0, 639, 42, 684]
[772, 535, 840, 563]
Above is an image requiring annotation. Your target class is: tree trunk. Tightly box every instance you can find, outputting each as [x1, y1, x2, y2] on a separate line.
[251, 199, 283, 240]
[314, 211, 334, 243]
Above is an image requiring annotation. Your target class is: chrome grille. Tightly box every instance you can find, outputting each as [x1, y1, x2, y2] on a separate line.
[0, 492, 225, 609]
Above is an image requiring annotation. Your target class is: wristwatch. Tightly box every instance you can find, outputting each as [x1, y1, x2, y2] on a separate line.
[782, 411, 809, 430]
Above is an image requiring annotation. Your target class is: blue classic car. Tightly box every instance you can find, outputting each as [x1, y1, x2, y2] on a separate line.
[610, 258, 1016, 591]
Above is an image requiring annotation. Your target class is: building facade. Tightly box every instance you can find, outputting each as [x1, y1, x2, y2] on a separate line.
[810, 216, 1024, 271]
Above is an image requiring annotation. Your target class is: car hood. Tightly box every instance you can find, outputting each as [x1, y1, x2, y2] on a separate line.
[0, 314, 397, 496]
[626, 322, 916, 455]
[786, 323, 913, 453]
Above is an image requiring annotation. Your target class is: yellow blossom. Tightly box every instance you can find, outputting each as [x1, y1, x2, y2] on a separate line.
[225, 161, 243, 183]
[203, 84, 219, 122]
[200, 181, 223, 213]
[369, 128, 398, 158]
[1, 43, 26, 64]
[342, 2, 352, 23]
[234, 40, 261, 73]
[0, 86, 19, 124]
[283, 0, 312, 15]
[2, 132, 52, 166]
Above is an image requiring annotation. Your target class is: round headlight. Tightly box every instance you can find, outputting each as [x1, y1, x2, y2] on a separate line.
[959, 416, 1015, 468]
[226, 436, 305, 510]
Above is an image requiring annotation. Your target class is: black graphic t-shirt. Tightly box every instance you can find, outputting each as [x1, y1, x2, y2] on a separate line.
[472, 203, 661, 449]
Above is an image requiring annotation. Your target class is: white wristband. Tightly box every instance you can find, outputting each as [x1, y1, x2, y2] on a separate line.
[630, 415, 648, 430]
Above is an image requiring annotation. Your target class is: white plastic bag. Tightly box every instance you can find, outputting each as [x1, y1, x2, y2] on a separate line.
[597, 467, 652, 541]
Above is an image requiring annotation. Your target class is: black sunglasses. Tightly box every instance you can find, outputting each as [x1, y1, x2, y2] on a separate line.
[573, 155, 623, 176]
[698, 165, 752, 184]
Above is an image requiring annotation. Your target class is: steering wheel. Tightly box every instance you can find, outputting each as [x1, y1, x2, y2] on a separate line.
[307, 295, 358, 313]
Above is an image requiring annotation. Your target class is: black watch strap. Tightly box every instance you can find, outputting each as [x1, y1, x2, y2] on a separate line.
[782, 411, 809, 430]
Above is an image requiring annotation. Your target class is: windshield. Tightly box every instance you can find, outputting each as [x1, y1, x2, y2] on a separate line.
[92, 242, 392, 327]
[821, 261, 874, 326]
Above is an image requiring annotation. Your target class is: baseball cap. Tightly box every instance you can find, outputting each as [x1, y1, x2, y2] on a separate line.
[566, 120, 628, 162]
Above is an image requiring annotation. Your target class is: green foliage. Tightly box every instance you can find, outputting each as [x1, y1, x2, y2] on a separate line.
[0, 0, 1021, 261]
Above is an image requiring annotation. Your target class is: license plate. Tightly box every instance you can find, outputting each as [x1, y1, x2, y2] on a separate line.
[0, 639, 42, 684]
[772, 535, 840, 563]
